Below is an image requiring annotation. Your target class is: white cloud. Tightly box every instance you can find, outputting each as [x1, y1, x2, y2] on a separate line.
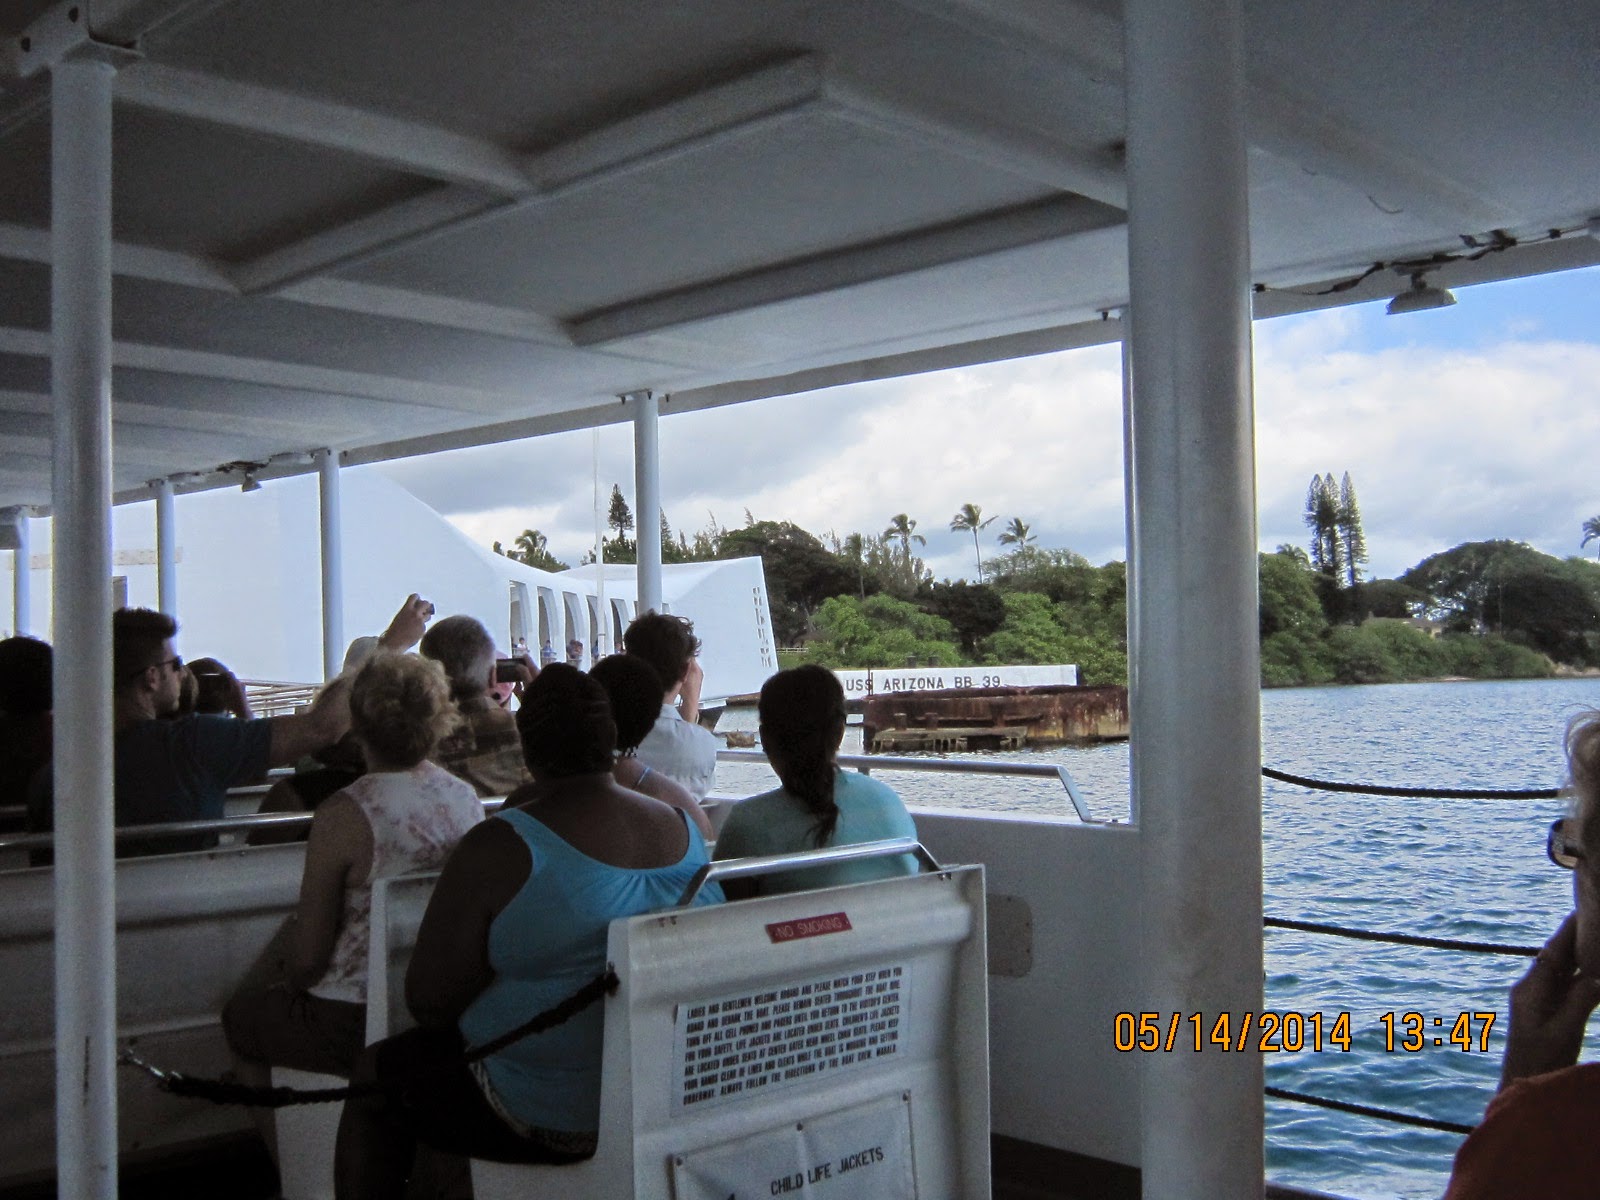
[373, 304, 1600, 585]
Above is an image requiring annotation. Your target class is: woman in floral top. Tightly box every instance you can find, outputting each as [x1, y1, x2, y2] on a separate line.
[223, 652, 483, 1098]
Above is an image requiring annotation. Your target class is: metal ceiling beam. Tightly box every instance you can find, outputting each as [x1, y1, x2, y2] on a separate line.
[907, 0, 1519, 228]
[567, 195, 1124, 346]
[0, 325, 536, 415]
[825, 75, 1126, 209]
[0, 406, 249, 460]
[116, 61, 535, 193]
[0, 220, 234, 288]
[0, 384, 360, 439]
[224, 187, 506, 295]
[276, 277, 572, 346]
[230, 55, 829, 294]
[0, 220, 577, 346]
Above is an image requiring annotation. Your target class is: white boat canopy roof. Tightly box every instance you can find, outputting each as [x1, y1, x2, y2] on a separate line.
[1, 0, 1596, 511]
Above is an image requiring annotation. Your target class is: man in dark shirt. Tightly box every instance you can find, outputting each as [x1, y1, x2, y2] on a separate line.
[29, 609, 351, 852]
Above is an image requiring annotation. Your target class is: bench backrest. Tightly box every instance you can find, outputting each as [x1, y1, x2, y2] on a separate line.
[0, 842, 307, 1185]
[365, 870, 440, 1044]
[606, 865, 989, 1198]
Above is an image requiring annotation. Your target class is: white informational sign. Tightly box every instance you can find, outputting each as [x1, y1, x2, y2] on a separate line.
[674, 964, 908, 1111]
[832, 663, 1078, 699]
[671, 1092, 916, 1200]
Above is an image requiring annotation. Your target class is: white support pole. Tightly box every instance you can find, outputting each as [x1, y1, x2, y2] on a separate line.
[631, 390, 663, 615]
[51, 52, 120, 1200]
[593, 429, 607, 658]
[315, 448, 344, 680]
[154, 477, 177, 617]
[12, 510, 31, 637]
[1118, 312, 1137, 762]
[1124, 0, 1261, 1195]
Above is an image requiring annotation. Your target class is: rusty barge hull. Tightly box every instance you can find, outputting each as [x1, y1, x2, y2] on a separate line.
[861, 685, 1129, 753]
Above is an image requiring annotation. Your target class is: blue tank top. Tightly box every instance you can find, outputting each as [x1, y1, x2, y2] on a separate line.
[459, 806, 722, 1132]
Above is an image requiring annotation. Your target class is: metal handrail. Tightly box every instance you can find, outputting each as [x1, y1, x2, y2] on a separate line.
[1, 749, 1105, 854]
[675, 837, 941, 907]
[0, 797, 509, 854]
[715, 748, 1106, 824]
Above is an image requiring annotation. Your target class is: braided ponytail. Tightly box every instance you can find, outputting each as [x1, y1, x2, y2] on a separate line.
[758, 665, 848, 848]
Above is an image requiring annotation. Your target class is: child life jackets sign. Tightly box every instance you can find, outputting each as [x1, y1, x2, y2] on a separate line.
[670, 1092, 915, 1199]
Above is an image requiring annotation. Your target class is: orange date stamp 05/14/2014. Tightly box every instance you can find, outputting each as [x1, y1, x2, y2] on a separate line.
[1111, 1010, 1498, 1054]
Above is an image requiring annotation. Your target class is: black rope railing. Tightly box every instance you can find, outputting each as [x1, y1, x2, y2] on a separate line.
[121, 968, 618, 1108]
[1260, 913, 1536, 1138]
[1265, 1086, 1474, 1136]
[1264, 916, 1538, 957]
[1262, 766, 1560, 800]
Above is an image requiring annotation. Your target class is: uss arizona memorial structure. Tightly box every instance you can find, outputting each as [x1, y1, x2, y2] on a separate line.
[1, 470, 779, 703]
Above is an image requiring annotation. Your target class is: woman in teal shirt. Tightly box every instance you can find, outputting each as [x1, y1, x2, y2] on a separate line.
[334, 664, 720, 1196]
[714, 665, 918, 897]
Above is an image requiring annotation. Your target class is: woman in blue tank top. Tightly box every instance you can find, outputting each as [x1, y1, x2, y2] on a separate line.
[334, 664, 722, 1197]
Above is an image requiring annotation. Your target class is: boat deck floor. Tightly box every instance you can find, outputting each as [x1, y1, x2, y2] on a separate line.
[0, 1133, 1356, 1200]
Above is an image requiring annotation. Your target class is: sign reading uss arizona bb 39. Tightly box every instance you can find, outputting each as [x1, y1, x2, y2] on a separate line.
[831, 663, 1077, 697]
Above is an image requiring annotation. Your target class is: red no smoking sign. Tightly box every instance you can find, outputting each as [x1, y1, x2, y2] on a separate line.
[765, 912, 853, 943]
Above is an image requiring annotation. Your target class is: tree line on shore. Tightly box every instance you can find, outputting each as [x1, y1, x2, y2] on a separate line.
[492, 481, 1600, 688]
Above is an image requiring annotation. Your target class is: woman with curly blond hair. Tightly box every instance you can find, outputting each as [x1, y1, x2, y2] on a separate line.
[224, 651, 484, 1092]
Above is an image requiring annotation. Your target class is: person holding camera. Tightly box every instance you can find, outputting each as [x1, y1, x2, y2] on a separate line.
[419, 615, 536, 798]
[622, 611, 719, 801]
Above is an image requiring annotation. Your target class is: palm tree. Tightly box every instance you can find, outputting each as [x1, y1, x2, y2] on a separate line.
[513, 528, 550, 561]
[998, 517, 1035, 548]
[949, 503, 996, 581]
[841, 531, 868, 597]
[882, 513, 924, 564]
[1583, 516, 1600, 559]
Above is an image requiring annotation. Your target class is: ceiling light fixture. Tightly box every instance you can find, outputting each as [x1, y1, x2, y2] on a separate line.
[1386, 271, 1457, 316]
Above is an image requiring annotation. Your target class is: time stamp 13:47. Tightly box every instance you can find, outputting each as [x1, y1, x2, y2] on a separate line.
[1112, 1011, 1499, 1054]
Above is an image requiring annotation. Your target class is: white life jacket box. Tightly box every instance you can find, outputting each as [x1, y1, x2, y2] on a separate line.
[472, 859, 990, 1199]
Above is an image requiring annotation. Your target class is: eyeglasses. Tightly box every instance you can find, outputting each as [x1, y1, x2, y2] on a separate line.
[1548, 818, 1586, 870]
[125, 654, 182, 682]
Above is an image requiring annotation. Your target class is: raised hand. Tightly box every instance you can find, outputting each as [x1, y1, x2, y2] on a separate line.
[1499, 911, 1600, 1089]
[378, 593, 435, 652]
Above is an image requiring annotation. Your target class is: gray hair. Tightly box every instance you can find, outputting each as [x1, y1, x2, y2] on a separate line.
[418, 614, 495, 698]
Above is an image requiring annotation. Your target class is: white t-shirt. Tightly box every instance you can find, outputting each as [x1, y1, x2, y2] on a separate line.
[635, 703, 719, 800]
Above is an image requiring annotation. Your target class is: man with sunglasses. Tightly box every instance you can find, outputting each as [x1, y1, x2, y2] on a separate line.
[1445, 713, 1600, 1198]
[29, 608, 352, 855]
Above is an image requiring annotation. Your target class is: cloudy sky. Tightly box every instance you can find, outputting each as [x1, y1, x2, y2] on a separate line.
[367, 265, 1600, 585]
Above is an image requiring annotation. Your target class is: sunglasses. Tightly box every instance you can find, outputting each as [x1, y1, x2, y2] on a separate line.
[1548, 818, 1586, 870]
[125, 654, 183, 681]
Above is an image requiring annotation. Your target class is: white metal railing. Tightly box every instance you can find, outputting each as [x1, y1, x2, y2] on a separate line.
[676, 836, 942, 905]
[0, 751, 1109, 857]
[241, 680, 318, 717]
[715, 748, 1107, 824]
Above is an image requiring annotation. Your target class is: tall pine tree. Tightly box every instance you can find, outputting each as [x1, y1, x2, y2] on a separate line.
[1337, 472, 1368, 588]
[607, 485, 634, 539]
[1303, 473, 1343, 581]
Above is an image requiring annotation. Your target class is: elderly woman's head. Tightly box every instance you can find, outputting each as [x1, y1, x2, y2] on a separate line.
[349, 652, 460, 770]
[419, 615, 495, 699]
[515, 662, 616, 779]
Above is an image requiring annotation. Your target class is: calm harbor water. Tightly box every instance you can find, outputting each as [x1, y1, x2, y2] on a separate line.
[718, 677, 1600, 1200]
